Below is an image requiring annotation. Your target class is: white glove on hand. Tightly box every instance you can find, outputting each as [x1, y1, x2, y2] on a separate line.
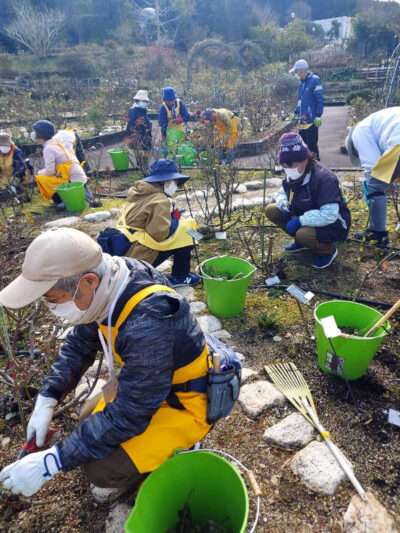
[27, 394, 57, 446]
[0, 445, 62, 497]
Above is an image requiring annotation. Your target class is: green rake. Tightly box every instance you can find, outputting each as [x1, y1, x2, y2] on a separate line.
[265, 362, 367, 501]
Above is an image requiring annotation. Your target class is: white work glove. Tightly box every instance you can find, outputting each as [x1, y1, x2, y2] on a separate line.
[0, 445, 62, 497]
[27, 394, 57, 446]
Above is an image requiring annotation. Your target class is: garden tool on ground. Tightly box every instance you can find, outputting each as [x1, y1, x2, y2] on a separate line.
[265, 362, 368, 501]
[18, 426, 59, 459]
[363, 296, 400, 337]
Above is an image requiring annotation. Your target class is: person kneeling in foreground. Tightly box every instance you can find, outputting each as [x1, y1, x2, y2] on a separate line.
[0, 228, 213, 500]
[266, 133, 351, 269]
[113, 159, 200, 287]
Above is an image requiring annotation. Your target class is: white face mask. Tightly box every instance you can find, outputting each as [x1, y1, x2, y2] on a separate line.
[284, 167, 303, 181]
[46, 280, 87, 324]
[135, 100, 148, 109]
[30, 131, 37, 142]
[164, 181, 179, 197]
[0, 146, 10, 154]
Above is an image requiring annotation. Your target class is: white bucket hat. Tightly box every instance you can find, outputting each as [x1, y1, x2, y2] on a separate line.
[133, 90, 150, 102]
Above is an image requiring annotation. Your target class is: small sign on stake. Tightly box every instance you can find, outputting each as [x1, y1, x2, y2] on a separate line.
[187, 229, 204, 241]
[388, 408, 400, 427]
[286, 284, 315, 305]
[265, 275, 281, 287]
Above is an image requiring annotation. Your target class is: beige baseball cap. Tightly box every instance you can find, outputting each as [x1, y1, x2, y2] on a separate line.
[0, 228, 103, 309]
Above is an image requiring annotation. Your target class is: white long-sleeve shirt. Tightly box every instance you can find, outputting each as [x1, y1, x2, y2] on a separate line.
[352, 106, 400, 173]
[38, 139, 87, 184]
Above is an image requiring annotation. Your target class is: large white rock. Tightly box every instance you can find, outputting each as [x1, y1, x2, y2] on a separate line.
[234, 184, 248, 194]
[290, 441, 348, 495]
[105, 503, 132, 533]
[265, 177, 282, 188]
[243, 180, 263, 190]
[190, 301, 207, 314]
[197, 315, 223, 333]
[241, 368, 257, 383]
[343, 491, 398, 533]
[109, 207, 121, 218]
[84, 210, 112, 222]
[239, 380, 286, 418]
[175, 285, 196, 301]
[263, 412, 315, 449]
[45, 216, 80, 228]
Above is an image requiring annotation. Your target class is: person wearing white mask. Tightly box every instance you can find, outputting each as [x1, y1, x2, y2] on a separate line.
[98, 159, 200, 286]
[265, 133, 351, 269]
[0, 131, 27, 189]
[0, 228, 213, 502]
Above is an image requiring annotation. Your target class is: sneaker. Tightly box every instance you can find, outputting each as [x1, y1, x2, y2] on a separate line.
[169, 273, 201, 287]
[354, 230, 390, 248]
[312, 248, 338, 269]
[284, 242, 307, 253]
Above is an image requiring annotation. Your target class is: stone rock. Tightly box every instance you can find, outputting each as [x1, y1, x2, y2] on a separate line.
[1, 437, 11, 449]
[105, 503, 132, 533]
[213, 329, 232, 341]
[197, 315, 223, 334]
[83, 210, 111, 223]
[175, 285, 196, 301]
[273, 335, 282, 343]
[109, 207, 121, 217]
[90, 485, 125, 504]
[75, 378, 107, 400]
[156, 259, 173, 273]
[264, 177, 282, 188]
[263, 412, 315, 449]
[343, 491, 398, 533]
[190, 301, 207, 314]
[243, 180, 263, 190]
[232, 196, 272, 212]
[290, 441, 348, 495]
[234, 184, 248, 194]
[239, 380, 286, 418]
[241, 368, 257, 383]
[45, 216, 80, 228]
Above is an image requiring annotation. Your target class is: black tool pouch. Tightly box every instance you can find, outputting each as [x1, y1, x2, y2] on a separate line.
[207, 366, 241, 424]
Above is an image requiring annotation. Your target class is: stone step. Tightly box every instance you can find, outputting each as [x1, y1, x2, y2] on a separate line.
[239, 380, 287, 418]
[263, 412, 315, 450]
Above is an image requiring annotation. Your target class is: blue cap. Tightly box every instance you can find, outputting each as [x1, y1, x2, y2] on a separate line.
[32, 120, 55, 141]
[162, 87, 176, 101]
[144, 159, 189, 184]
[201, 108, 214, 121]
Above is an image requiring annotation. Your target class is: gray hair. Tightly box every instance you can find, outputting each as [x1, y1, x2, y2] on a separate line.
[52, 259, 106, 294]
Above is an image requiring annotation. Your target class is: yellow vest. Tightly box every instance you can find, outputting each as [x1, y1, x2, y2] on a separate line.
[35, 142, 77, 201]
[0, 149, 14, 186]
[94, 284, 211, 473]
[117, 206, 197, 251]
[163, 100, 184, 131]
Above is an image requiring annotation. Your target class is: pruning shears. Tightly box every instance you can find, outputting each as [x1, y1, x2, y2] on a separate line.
[18, 426, 59, 459]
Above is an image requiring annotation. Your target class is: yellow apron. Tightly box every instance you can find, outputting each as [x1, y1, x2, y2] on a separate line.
[117, 207, 197, 252]
[371, 144, 400, 184]
[93, 284, 211, 473]
[215, 110, 239, 149]
[163, 100, 184, 131]
[35, 143, 75, 201]
[0, 150, 14, 187]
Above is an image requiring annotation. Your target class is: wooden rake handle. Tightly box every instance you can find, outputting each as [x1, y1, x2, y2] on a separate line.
[364, 297, 400, 337]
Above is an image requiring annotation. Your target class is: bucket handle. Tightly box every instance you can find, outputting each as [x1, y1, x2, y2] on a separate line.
[180, 447, 261, 533]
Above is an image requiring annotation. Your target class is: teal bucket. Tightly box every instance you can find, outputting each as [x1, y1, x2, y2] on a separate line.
[125, 451, 249, 533]
[314, 300, 390, 380]
[200, 255, 256, 318]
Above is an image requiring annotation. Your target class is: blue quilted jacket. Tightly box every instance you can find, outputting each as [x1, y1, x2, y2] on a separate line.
[294, 72, 324, 123]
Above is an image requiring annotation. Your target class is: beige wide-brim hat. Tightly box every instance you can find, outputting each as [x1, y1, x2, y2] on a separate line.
[133, 90, 150, 102]
[0, 131, 11, 146]
[0, 228, 102, 309]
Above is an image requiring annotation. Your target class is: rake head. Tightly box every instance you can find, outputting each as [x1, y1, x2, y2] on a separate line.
[265, 362, 318, 425]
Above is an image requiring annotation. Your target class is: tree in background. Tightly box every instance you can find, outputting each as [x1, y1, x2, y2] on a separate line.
[5, 0, 65, 57]
[350, 1, 400, 58]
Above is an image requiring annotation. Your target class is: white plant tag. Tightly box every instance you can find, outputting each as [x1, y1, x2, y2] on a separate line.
[265, 275, 281, 287]
[388, 409, 400, 427]
[321, 316, 342, 339]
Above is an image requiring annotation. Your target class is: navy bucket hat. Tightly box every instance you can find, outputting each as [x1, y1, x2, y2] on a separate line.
[143, 159, 190, 184]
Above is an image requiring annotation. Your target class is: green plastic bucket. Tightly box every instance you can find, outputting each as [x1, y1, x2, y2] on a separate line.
[200, 256, 256, 318]
[176, 142, 197, 166]
[108, 148, 129, 171]
[56, 182, 86, 212]
[125, 451, 249, 533]
[166, 127, 185, 148]
[314, 300, 390, 380]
